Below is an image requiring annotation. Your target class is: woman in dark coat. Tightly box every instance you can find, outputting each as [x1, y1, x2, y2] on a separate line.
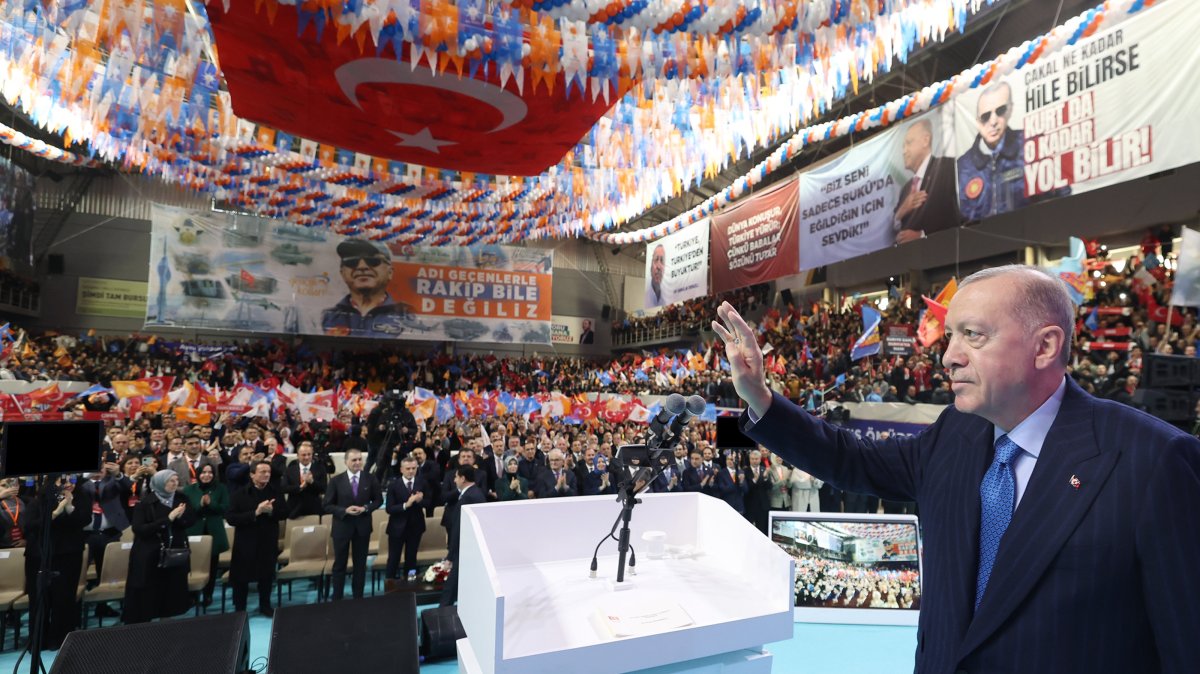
[582, 455, 616, 496]
[123, 469, 197, 624]
[182, 464, 229, 606]
[225, 461, 286, 616]
[23, 475, 92, 650]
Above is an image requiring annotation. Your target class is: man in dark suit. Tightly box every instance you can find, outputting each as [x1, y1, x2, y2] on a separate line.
[741, 449, 772, 533]
[680, 451, 716, 496]
[280, 441, 328, 518]
[894, 118, 961, 244]
[439, 465, 486, 607]
[714, 266, 1200, 673]
[533, 450, 577, 498]
[225, 461, 287, 617]
[385, 456, 426, 580]
[412, 446, 441, 517]
[79, 460, 130, 618]
[323, 449, 383, 600]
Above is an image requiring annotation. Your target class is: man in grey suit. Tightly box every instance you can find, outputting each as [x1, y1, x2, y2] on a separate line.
[323, 449, 382, 600]
[167, 434, 221, 486]
[714, 265, 1200, 673]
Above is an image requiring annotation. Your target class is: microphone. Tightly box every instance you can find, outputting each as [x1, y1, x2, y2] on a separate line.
[666, 395, 706, 440]
[647, 393, 686, 449]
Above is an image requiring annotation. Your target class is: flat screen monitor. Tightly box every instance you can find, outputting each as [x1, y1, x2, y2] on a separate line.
[715, 415, 756, 450]
[0, 421, 104, 478]
[768, 512, 922, 626]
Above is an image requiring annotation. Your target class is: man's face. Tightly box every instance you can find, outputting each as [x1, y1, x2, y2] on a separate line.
[459, 449, 475, 466]
[690, 453, 702, 468]
[184, 438, 202, 457]
[522, 445, 535, 459]
[244, 427, 259, 441]
[151, 429, 164, 443]
[584, 447, 596, 465]
[340, 251, 392, 293]
[346, 452, 364, 472]
[298, 446, 313, 464]
[674, 446, 687, 459]
[549, 454, 565, 471]
[400, 461, 417, 478]
[238, 446, 254, 463]
[702, 447, 713, 462]
[943, 276, 1043, 428]
[976, 86, 1011, 147]
[113, 435, 130, 454]
[167, 437, 182, 454]
[901, 124, 932, 172]
[651, 246, 665, 288]
[413, 447, 426, 463]
[252, 463, 271, 488]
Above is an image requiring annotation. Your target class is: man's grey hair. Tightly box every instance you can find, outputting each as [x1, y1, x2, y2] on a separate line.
[959, 264, 1075, 366]
[977, 81, 1013, 108]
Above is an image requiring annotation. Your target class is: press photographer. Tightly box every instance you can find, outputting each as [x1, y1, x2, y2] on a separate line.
[367, 387, 418, 483]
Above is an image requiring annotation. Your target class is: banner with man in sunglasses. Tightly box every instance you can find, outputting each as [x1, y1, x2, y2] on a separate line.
[952, 0, 1200, 222]
[145, 204, 553, 344]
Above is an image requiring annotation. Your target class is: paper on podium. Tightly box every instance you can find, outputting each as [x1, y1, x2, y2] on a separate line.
[593, 591, 695, 639]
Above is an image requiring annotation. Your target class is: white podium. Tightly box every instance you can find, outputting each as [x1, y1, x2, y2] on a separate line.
[456, 493, 794, 674]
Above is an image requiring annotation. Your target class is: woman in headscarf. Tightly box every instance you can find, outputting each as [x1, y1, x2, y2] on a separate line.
[123, 469, 196, 624]
[582, 455, 615, 496]
[182, 463, 229, 606]
[495, 454, 528, 501]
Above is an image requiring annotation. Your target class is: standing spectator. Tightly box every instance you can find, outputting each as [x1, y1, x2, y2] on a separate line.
[385, 456, 426, 581]
[24, 476, 92, 650]
[439, 466, 486, 607]
[0, 478, 25, 549]
[581, 455, 615, 496]
[169, 434, 221, 486]
[495, 455, 528, 501]
[768, 453, 792, 511]
[79, 460, 130, 619]
[714, 451, 747, 514]
[123, 470, 196, 624]
[412, 446, 441, 517]
[226, 462, 286, 617]
[280, 441, 327, 518]
[788, 468, 822, 513]
[183, 464, 229, 607]
[534, 449, 577, 498]
[744, 449, 772, 533]
[323, 449, 382, 600]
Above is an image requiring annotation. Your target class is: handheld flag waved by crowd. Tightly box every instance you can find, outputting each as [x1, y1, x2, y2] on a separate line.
[917, 278, 957, 347]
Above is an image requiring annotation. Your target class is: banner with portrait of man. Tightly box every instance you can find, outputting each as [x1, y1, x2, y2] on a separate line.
[642, 219, 710, 309]
[799, 109, 960, 270]
[146, 204, 553, 343]
[951, 0, 1200, 221]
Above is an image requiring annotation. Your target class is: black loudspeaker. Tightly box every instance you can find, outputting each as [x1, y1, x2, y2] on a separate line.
[47, 254, 64, 275]
[1133, 389, 1194, 422]
[268, 593, 418, 674]
[780, 288, 794, 306]
[601, 304, 611, 320]
[50, 612, 249, 674]
[420, 605, 466, 662]
[1141, 353, 1197, 388]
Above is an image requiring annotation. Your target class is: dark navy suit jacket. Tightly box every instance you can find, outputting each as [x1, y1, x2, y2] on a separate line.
[743, 377, 1200, 673]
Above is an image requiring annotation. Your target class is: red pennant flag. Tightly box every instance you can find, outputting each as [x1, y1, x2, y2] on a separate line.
[240, 269, 256, 285]
[207, 3, 630, 176]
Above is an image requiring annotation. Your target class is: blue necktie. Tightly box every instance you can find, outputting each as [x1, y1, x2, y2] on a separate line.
[976, 435, 1022, 608]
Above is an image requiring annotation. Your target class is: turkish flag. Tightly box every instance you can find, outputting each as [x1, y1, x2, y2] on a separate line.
[208, 4, 628, 176]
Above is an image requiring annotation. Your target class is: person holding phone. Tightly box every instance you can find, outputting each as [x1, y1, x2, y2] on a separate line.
[24, 475, 92, 649]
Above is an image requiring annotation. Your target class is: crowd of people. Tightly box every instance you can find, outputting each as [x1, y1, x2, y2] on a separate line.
[791, 552, 921, 611]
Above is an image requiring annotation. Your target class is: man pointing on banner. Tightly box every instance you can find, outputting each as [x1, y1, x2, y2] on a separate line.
[322, 239, 411, 338]
[714, 265, 1199, 673]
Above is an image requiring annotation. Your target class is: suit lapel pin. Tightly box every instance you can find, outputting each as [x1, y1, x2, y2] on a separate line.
[1069, 474, 1081, 489]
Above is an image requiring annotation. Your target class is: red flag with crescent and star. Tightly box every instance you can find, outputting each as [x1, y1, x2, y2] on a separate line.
[207, 3, 628, 176]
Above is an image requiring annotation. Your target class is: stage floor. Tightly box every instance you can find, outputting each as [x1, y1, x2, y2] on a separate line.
[0, 583, 916, 673]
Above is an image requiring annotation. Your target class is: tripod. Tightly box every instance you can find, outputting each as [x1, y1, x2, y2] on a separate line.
[13, 477, 65, 674]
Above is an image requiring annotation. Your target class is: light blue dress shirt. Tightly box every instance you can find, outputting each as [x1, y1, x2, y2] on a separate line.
[993, 376, 1067, 509]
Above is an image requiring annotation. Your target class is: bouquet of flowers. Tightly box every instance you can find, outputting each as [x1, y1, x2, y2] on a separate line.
[424, 561, 452, 585]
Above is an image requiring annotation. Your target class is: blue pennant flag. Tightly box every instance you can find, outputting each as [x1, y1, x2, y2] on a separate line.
[850, 306, 882, 361]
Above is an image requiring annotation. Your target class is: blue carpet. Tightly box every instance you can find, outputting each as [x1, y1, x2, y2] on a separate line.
[0, 579, 916, 673]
